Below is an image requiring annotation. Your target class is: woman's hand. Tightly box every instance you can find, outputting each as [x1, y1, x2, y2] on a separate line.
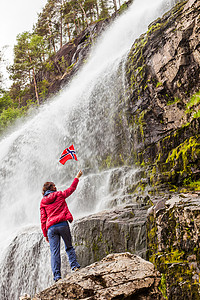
[76, 170, 83, 179]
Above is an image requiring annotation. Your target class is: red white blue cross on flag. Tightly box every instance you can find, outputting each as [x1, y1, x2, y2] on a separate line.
[59, 144, 78, 165]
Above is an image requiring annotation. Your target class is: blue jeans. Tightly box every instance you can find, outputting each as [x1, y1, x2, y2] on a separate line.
[47, 221, 80, 281]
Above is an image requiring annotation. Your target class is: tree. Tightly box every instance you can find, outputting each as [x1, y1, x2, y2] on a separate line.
[62, 1, 74, 40]
[0, 92, 13, 113]
[83, 0, 97, 23]
[34, 0, 63, 52]
[113, 0, 117, 13]
[99, 0, 109, 19]
[9, 32, 47, 105]
[0, 48, 5, 95]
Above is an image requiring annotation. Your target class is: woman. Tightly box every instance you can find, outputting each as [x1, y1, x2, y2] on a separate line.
[40, 170, 82, 282]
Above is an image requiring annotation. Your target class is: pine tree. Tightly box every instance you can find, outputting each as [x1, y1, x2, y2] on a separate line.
[99, 0, 109, 19]
[113, 0, 117, 13]
[0, 48, 5, 94]
[9, 32, 46, 105]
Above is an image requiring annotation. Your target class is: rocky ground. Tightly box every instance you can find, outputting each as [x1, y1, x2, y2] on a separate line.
[20, 253, 164, 300]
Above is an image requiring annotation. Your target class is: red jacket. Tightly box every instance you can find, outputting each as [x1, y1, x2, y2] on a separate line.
[40, 178, 79, 237]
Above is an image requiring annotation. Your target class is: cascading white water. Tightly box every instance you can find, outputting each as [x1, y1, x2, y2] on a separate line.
[0, 0, 176, 298]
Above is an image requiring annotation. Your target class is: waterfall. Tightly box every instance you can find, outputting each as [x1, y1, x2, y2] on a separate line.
[0, 0, 176, 298]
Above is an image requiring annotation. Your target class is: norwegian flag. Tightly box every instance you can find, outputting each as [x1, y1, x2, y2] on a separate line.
[59, 144, 78, 165]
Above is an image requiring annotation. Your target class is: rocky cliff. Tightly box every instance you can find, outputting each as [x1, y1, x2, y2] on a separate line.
[124, 0, 200, 193]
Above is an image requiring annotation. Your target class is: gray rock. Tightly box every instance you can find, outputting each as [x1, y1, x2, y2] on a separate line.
[34, 252, 164, 300]
[147, 194, 200, 299]
[72, 204, 148, 267]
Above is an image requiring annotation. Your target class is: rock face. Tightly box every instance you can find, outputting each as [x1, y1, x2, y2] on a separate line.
[123, 0, 200, 192]
[147, 193, 200, 299]
[72, 203, 148, 267]
[34, 252, 164, 300]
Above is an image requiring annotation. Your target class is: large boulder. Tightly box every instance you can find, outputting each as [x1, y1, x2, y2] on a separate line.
[33, 252, 164, 300]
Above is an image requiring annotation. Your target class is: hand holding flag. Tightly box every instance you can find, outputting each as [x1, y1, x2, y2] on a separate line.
[59, 144, 77, 165]
[76, 170, 83, 179]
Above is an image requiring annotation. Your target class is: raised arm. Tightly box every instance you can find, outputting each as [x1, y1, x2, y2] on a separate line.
[62, 170, 83, 198]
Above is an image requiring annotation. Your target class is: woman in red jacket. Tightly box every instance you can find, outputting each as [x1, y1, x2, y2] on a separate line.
[40, 170, 82, 282]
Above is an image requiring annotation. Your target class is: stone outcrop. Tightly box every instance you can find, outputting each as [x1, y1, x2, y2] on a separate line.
[147, 193, 200, 299]
[122, 0, 200, 192]
[72, 203, 148, 267]
[32, 252, 164, 300]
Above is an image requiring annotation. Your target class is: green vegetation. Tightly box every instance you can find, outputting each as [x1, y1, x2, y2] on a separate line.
[0, 0, 129, 135]
[147, 22, 162, 35]
[166, 136, 200, 173]
[159, 274, 168, 299]
[156, 81, 163, 88]
[185, 91, 200, 120]
[167, 97, 180, 105]
[186, 91, 200, 109]
[0, 92, 38, 134]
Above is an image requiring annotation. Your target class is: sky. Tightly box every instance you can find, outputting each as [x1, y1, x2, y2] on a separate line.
[0, 0, 47, 86]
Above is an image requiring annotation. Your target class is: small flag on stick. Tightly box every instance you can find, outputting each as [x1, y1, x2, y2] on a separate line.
[59, 144, 78, 165]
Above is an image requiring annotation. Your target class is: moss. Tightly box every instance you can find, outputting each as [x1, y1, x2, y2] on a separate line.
[159, 274, 168, 299]
[167, 97, 180, 105]
[147, 22, 162, 35]
[138, 110, 146, 139]
[92, 242, 100, 261]
[186, 91, 200, 109]
[183, 179, 200, 191]
[148, 226, 157, 240]
[165, 136, 200, 180]
[164, 249, 185, 264]
[156, 81, 163, 88]
[127, 33, 148, 98]
[185, 91, 200, 121]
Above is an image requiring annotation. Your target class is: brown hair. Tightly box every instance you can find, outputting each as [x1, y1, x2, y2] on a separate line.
[42, 182, 55, 195]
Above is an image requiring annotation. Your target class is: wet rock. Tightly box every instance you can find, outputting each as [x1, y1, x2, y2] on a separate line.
[34, 252, 164, 300]
[72, 203, 148, 267]
[125, 0, 200, 191]
[147, 193, 200, 299]
[0, 227, 52, 300]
